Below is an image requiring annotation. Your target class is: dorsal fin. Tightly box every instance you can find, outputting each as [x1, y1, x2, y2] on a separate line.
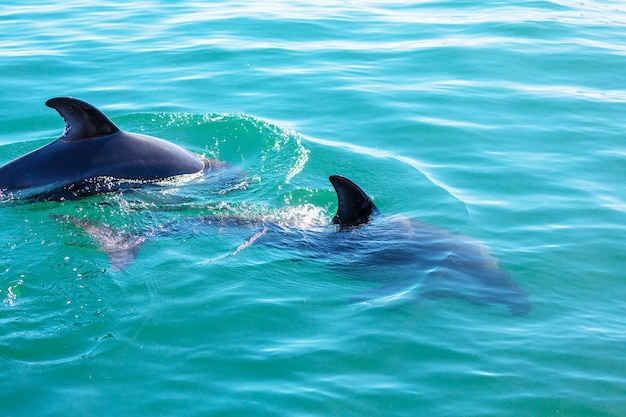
[329, 175, 379, 226]
[46, 97, 120, 142]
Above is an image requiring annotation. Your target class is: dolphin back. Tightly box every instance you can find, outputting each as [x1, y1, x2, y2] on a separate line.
[0, 97, 225, 200]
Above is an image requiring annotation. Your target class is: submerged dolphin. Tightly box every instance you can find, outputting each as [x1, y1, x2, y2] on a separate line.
[323, 176, 530, 315]
[56, 175, 531, 316]
[0, 97, 227, 201]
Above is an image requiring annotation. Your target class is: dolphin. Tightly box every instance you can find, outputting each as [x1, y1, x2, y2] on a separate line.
[55, 175, 531, 316]
[324, 176, 530, 315]
[0, 97, 227, 201]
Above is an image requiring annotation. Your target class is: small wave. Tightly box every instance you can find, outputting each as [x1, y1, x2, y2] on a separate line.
[303, 134, 471, 205]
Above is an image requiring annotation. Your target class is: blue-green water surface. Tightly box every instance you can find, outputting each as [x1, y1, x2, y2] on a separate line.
[1, 1, 626, 416]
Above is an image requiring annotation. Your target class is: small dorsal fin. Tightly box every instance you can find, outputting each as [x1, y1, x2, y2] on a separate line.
[46, 97, 120, 142]
[329, 175, 379, 226]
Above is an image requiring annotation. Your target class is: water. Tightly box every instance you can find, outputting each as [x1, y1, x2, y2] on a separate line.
[1, 1, 626, 415]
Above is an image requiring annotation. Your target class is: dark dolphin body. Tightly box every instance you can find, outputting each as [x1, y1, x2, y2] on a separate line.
[58, 175, 531, 316]
[317, 176, 529, 315]
[0, 97, 226, 201]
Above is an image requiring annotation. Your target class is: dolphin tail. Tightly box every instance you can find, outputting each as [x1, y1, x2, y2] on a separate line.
[53, 215, 145, 271]
[329, 175, 379, 226]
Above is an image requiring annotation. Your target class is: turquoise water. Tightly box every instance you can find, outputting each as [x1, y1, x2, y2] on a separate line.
[1, 1, 626, 415]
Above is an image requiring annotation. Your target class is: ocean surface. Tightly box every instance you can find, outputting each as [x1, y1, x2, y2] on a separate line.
[1, 1, 625, 415]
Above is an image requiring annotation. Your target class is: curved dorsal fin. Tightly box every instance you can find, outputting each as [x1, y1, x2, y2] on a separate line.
[46, 97, 120, 142]
[329, 175, 379, 226]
